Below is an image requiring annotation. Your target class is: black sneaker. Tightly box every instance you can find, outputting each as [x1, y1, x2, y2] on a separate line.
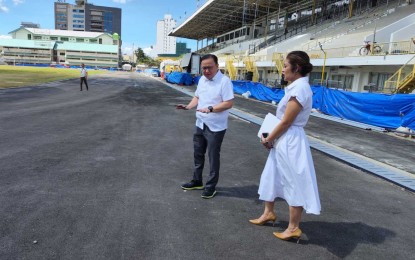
[201, 189, 217, 199]
[181, 180, 204, 190]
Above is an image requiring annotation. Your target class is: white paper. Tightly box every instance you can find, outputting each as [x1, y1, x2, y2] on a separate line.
[257, 113, 280, 138]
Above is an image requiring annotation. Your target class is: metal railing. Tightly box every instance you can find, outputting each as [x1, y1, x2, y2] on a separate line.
[384, 55, 415, 93]
[306, 40, 415, 58]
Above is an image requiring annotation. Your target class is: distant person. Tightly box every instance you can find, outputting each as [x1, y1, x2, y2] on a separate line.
[176, 54, 234, 199]
[249, 51, 321, 242]
[80, 63, 88, 91]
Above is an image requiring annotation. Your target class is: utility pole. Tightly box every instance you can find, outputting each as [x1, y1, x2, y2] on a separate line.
[319, 42, 327, 86]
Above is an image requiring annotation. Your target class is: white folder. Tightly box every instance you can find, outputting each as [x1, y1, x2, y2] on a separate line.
[257, 113, 280, 138]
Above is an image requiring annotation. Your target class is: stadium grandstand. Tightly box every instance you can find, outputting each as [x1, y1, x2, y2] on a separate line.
[170, 0, 415, 94]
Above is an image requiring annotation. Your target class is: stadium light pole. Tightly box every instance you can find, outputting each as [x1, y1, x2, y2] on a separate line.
[319, 42, 327, 86]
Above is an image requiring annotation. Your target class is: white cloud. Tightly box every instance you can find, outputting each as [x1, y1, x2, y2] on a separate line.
[13, 0, 24, 5]
[0, 35, 12, 39]
[143, 47, 157, 58]
[0, 0, 9, 12]
[122, 46, 133, 56]
[112, 0, 127, 4]
[122, 43, 157, 59]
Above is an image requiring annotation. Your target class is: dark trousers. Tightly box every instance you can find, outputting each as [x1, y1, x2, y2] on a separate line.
[80, 77, 88, 90]
[192, 124, 226, 190]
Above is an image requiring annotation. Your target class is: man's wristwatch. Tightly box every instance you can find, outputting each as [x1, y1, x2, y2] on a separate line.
[208, 106, 213, 112]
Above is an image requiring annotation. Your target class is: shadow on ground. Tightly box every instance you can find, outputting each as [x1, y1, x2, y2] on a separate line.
[217, 185, 259, 199]
[277, 220, 396, 258]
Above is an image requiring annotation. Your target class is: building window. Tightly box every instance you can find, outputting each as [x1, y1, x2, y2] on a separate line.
[99, 38, 102, 44]
[27, 34, 31, 40]
[34, 36, 41, 40]
[51, 37, 58, 40]
[331, 74, 353, 90]
[369, 72, 391, 91]
[61, 37, 69, 41]
[309, 72, 326, 85]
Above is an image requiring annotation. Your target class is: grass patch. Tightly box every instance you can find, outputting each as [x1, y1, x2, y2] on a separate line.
[0, 65, 109, 88]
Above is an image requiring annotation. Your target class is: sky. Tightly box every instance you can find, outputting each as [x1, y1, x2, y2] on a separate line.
[0, 0, 203, 56]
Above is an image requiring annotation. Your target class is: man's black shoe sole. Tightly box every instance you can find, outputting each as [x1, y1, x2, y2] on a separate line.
[181, 186, 204, 190]
[201, 190, 217, 199]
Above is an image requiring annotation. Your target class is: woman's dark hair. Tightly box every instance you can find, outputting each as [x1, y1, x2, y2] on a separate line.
[200, 54, 218, 65]
[286, 51, 313, 76]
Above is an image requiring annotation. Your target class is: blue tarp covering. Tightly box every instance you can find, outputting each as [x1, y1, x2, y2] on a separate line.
[231, 80, 415, 130]
[194, 76, 201, 85]
[232, 80, 285, 102]
[15, 64, 50, 67]
[166, 72, 193, 85]
[163, 73, 415, 130]
[312, 86, 415, 130]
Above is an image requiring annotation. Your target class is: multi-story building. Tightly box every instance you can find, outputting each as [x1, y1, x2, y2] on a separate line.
[0, 27, 119, 68]
[54, 0, 121, 36]
[176, 42, 191, 56]
[21, 22, 41, 29]
[155, 14, 176, 55]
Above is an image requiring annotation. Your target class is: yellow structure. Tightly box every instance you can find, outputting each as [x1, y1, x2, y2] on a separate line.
[225, 56, 237, 80]
[272, 52, 284, 78]
[243, 56, 259, 82]
[384, 55, 415, 94]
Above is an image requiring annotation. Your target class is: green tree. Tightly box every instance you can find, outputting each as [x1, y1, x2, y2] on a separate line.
[135, 48, 146, 63]
[134, 47, 160, 68]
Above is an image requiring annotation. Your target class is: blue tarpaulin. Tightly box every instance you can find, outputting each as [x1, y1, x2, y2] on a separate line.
[166, 72, 193, 85]
[164, 73, 415, 130]
[232, 80, 285, 102]
[312, 86, 415, 130]
[231, 81, 415, 130]
[194, 76, 201, 85]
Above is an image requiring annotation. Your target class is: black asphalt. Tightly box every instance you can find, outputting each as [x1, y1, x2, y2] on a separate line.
[0, 72, 414, 259]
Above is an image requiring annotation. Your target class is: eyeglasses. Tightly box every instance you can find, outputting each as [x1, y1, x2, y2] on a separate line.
[202, 66, 215, 71]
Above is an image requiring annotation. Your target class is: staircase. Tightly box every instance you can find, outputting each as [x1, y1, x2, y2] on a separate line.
[272, 52, 285, 78]
[244, 57, 259, 82]
[384, 55, 415, 94]
[225, 56, 237, 80]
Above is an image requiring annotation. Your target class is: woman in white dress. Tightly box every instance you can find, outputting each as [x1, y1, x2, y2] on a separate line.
[249, 51, 321, 242]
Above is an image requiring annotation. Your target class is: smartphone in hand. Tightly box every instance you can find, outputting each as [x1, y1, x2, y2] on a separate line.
[176, 104, 187, 110]
[262, 133, 269, 138]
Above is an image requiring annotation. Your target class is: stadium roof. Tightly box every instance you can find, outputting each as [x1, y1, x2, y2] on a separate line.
[169, 0, 299, 40]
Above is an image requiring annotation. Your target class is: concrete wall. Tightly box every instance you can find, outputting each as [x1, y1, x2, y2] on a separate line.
[390, 23, 415, 42]
[365, 13, 415, 43]
[98, 34, 114, 45]
[14, 28, 31, 40]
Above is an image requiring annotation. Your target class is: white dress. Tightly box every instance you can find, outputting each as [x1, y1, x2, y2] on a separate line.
[258, 77, 321, 215]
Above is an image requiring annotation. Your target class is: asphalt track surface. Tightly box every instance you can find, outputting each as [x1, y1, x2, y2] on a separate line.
[0, 72, 414, 260]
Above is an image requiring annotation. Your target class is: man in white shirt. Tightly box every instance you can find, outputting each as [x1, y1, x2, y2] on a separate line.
[80, 63, 88, 91]
[176, 54, 234, 199]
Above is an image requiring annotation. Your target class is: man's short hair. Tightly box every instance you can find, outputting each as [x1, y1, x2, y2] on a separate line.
[200, 54, 218, 65]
